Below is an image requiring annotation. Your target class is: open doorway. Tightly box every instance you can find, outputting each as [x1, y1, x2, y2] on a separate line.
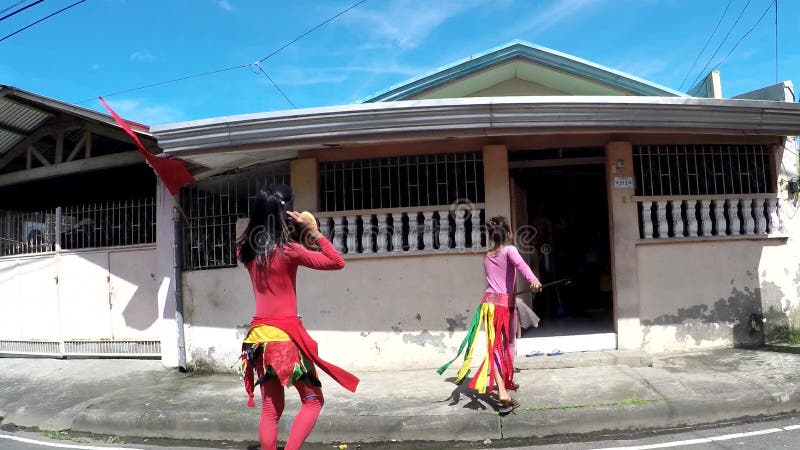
[510, 151, 615, 351]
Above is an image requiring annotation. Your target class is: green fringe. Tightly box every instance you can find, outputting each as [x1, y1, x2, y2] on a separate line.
[436, 307, 482, 376]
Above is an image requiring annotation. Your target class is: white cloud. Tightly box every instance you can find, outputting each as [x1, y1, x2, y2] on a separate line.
[217, 0, 232, 11]
[343, 0, 491, 50]
[506, 0, 602, 37]
[105, 99, 185, 125]
[129, 51, 155, 62]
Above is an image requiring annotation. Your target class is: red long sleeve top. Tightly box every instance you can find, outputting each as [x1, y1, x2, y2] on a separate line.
[245, 236, 345, 319]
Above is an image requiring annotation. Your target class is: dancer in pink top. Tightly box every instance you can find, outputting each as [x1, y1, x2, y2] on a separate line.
[438, 216, 541, 411]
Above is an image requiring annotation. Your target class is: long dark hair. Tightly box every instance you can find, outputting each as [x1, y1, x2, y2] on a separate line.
[236, 184, 294, 267]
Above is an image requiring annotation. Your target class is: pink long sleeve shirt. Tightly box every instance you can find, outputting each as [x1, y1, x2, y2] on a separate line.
[483, 245, 539, 295]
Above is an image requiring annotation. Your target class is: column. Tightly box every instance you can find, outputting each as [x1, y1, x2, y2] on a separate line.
[605, 141, 642, 350]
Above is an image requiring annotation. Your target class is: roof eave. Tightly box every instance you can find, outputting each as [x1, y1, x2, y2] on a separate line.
[153, 97, 800, 156]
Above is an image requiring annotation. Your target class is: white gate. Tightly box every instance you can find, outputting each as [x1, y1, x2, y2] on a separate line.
[0, 202, 161, 357]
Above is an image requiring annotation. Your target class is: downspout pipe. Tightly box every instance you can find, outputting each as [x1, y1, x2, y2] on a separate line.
[173, 205, 187, 372]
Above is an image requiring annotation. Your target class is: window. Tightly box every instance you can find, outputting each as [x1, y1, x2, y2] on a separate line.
[633, 144, 773, 196]
[319, 152, 484, 212]
[181, 163, 290, 271]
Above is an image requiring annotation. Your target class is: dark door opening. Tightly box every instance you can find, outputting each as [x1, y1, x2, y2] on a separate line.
[511, 163, 613, 337]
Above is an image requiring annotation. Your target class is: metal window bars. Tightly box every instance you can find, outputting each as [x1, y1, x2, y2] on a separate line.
[60, 199, 156, 249]
[633, 144, 772, 197]
[0, 209, 56, 256]
[0, 199, 156, 257]
[181, 162, 290, 271]
[319, 152, 485, 212]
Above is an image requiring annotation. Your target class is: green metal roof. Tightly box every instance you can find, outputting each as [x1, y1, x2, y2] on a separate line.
[361, 40, 688, 102]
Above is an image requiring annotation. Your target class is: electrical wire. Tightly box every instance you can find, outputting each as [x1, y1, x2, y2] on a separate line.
[79, 0, 369, 104]
[687, 0, 752, 92]
[0, 0, 45, 23]
[257, 0, 368, 64]
[710, 0, 776, 73]
[0, 0, 85, 44]
[0, 1, 29, 15]
[679, 0, 733, 91]
[75, 64, 250, 103]
[252, 62, 296, 108]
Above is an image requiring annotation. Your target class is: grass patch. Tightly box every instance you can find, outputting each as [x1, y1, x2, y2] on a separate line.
[41, 430, 70, 440]
[105, 436, 121, 444]
[521, 395, 663, 412]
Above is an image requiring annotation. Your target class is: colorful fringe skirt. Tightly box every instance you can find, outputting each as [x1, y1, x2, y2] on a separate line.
[239, 325, 320, 407]
[437, 292, 515, 394]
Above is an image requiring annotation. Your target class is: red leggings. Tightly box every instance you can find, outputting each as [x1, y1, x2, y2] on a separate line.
[257, 374, 324, 450]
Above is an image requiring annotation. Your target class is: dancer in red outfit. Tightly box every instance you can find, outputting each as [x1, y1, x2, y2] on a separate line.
[236, 184, 358, 450]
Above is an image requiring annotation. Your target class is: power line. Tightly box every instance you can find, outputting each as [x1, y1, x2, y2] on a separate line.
[79, 0, 369, 104]
[0, 1, 30, 15]
[76, 64, 250, 104]
[775, 0, 778, 83]
[258, 0, 368, 64]
[688, 0, 753, 91]
[679, 0, 733, 91]
[252, 63, 296, 108]
[710, 1, 776, 73]
[0, 0, 86, 44]
[0, 0, 45, 23]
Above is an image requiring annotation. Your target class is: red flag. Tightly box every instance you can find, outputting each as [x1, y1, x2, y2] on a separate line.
[99, 97, 194, 196]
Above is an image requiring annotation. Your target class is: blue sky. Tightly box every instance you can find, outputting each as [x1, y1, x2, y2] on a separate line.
[0, 0, 796, 125]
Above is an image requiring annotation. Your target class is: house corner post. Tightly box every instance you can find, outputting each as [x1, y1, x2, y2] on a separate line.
[605, 141, 643, 350]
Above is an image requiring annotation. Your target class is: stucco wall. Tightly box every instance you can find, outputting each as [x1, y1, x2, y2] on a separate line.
[181, 253, 486, 372]
[637, 238, 798, 353]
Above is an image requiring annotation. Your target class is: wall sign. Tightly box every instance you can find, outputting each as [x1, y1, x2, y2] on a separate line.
[614, 176, 634, 189]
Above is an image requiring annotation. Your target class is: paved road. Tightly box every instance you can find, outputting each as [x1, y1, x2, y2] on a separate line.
[1, 414, 799, 449]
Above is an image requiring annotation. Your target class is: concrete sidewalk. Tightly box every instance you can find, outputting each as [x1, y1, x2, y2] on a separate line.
[1, 348, 799, 445]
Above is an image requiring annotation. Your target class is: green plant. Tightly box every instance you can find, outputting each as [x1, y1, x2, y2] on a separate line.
[41, 431, 70, 440]
[520, 395, 663, 412]
[105, 436, 121, 444]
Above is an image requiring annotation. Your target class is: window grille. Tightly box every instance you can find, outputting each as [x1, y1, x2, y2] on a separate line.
[633, 144, 773, 196]
[181, 163, 290, 271]
[60, 199, 156, 249]
[319, 152, 484, 212]
[0, 209, 56, 256]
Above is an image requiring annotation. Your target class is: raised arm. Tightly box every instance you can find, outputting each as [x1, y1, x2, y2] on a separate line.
[507, 245, 538, 284]
[286, 236, 345, 270]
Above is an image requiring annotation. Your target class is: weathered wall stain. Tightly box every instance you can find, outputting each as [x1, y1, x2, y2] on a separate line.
[402, 330, 447, 351]
[642, 287, 765, 347]
[445, 313, 469, 337]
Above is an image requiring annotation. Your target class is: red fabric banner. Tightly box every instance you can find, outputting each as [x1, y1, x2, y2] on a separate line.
[99, 97, 194, 196]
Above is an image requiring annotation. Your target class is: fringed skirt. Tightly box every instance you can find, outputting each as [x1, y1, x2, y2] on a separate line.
[437, 292, 515, 394]
[239, 325, 320, 407]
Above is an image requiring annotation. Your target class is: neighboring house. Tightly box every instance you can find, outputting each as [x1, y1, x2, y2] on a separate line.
[0, 85, 165, 358]
[150, 41, 800, 371]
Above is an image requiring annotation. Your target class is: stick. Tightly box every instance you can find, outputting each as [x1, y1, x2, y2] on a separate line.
[514, 278, 571, 297]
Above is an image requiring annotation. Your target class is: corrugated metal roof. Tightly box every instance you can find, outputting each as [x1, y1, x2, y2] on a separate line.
[0, 84, 153, 165]
[0, 97, 50, 155]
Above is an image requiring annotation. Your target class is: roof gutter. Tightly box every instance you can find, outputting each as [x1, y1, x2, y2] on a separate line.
[152, 96, 800, 156]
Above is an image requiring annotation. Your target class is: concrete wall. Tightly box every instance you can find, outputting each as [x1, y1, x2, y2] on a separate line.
[637, 239, 796, 353]
[181, 253, 485, 372]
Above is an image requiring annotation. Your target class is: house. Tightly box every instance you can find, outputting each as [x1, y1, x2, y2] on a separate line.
[150, 41, 800, 371]
[3, 41, 798, 372]
[0, 85, 167, 358]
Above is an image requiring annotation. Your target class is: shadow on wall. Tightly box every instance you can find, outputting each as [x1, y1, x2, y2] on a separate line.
[642, 286, 767, 348]
[639, 240, 797, 350]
